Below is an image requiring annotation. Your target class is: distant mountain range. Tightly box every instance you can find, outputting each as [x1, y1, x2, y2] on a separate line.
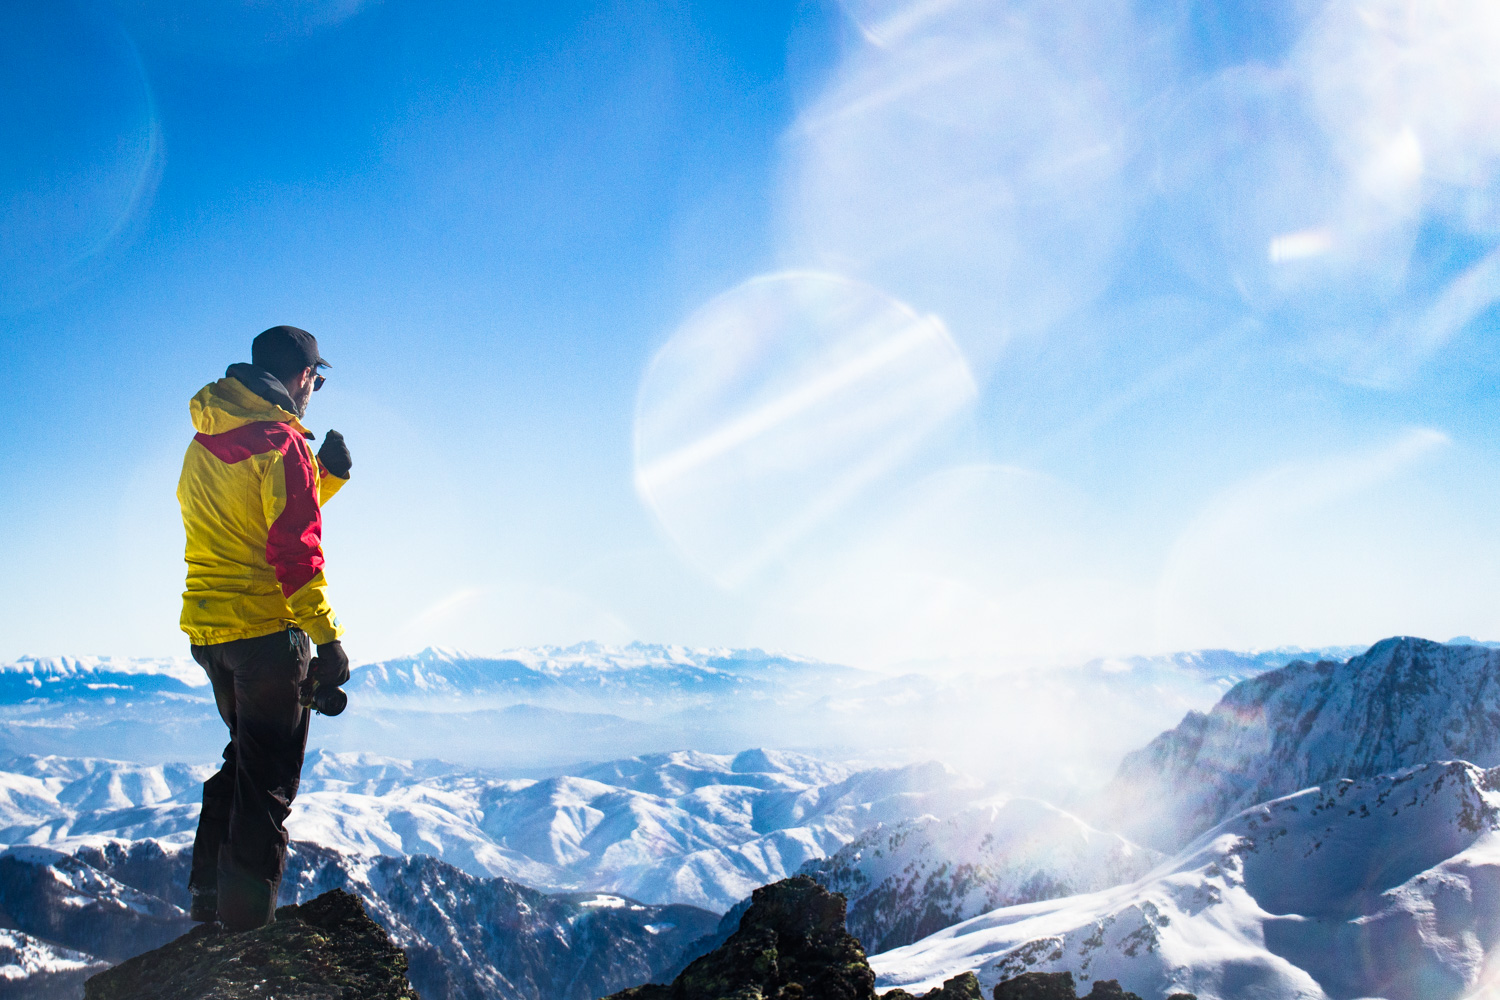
[0, 641, 1370, 789]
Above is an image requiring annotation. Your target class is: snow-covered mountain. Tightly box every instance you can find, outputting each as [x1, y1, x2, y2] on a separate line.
[0, 748, 984, 912]
[294, 750, 984, 910]
[0, 837, 719, 1000]
[0, 656, 206, 700]
[799, 799, 1161, 954]
[873, 759, 1500, 1000]
[1099, 636, 1500, 850]
[0, 928, 107, 1000]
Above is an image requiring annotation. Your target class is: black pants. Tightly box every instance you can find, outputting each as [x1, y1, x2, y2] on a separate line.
[189, 628, 312, 931]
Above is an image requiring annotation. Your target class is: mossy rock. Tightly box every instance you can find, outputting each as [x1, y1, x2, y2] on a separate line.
[84, 889, 417, 1000]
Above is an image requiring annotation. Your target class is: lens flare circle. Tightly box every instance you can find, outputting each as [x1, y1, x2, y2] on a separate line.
[0, 4, 160, 311]
[781, 0, 1149, 373]
[635, 272, 977, 588]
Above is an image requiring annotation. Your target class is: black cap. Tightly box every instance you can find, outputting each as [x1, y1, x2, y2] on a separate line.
[252, 326, 329, 378]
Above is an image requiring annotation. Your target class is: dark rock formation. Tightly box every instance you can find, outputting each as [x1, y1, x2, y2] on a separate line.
[82, 889, 416, 1000]
[990, 971, 1185, 1000]
[884, 971, 985, 999]
[994, 972, 1078, 1000]
[606, 877, 987, 1000]
[1079, 983, 1142, 1000]
[608, 875, 872, 1000]
[605, 876, 870, 1000]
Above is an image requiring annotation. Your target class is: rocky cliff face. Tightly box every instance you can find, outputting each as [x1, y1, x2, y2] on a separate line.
[1099, 637, 1500, 849]
[83, 889, 416, 1000]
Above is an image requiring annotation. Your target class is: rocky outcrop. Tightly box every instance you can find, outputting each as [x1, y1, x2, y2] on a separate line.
[886, 971, 986, 999]
[990, 971, 1182, 999]
[606, 876, 985, 1000]
[82, 889, 416, 1000]
[606, 876, 875, 1000]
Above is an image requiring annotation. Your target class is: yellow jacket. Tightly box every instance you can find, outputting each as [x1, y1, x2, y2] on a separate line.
[178, 366, 347, 646]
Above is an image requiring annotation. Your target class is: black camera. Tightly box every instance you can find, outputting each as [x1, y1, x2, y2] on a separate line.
[300, 678, 348, 716]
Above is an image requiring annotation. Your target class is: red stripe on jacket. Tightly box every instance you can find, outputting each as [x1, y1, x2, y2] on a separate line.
[194, 422, 325, 598]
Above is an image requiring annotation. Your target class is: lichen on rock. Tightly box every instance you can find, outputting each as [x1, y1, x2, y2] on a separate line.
[83, 889, 418, 1000]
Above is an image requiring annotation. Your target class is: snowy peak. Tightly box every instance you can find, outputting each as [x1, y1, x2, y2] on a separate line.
[0, 655, 207, 703]
[875, 759, 1500, 1000]
[1099, 636, 1500, 849]
[801, 798, 1161, 954]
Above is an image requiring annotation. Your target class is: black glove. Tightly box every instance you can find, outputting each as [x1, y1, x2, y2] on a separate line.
[318, 430, 351, 479]
[310, 641, 350, 687]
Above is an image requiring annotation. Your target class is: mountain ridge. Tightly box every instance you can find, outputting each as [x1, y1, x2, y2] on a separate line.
[1099, 636, 1500, 850]
[874, 757, 1500, 1000]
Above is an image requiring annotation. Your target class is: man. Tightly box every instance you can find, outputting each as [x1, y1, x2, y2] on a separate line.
[177, 325, 354, 930]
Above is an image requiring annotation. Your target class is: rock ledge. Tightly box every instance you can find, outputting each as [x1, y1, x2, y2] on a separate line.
[83, 889, 418, 1000]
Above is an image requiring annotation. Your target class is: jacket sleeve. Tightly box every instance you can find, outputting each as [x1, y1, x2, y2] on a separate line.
[261, 434, 343, 645]
[317, 461, 348, 505]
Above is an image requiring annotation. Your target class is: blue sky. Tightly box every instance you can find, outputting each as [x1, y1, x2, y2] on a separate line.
[4, 0, 1500, 668]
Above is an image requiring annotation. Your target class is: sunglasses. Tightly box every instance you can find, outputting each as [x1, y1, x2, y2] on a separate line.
[313, 373, 326, 391]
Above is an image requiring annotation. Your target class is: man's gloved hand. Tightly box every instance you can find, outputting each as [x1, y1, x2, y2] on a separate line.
[310, 641, 350, 687]
[318, 430, 351, 479]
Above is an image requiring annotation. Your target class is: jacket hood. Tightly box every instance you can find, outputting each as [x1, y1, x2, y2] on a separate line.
[190, 364, 312, 437]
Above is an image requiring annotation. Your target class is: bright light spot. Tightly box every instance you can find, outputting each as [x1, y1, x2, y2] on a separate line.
[635, 273, 976, 589]
[1357, 127, 1424, 203]
[1269, 227, 1335, 263]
